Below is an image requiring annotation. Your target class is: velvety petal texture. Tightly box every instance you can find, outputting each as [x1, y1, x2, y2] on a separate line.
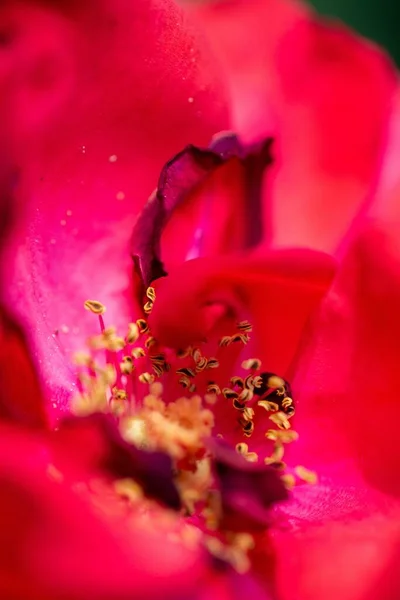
[0, 0, 228, 416]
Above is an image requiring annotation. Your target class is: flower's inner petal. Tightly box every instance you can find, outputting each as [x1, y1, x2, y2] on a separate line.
[131, 135, 273, 291]
[282, 218, 400, 502]
[149, 249, 335, 377]
[271, 481, 400, 600]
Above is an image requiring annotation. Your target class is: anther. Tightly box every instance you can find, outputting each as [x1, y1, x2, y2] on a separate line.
[126, 323, 139, 344]
[136, 319, 149, 334]
[241, 358, 261, 371]
[222, 388, 239, 400]
[84, 300, 106, 315]
[138, 372, 155, 384]
[132, 347, 146, 359]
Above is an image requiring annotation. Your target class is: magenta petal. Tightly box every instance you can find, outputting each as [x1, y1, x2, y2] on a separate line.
[2, 0, 229, 415]
[291, 222, 400, 497]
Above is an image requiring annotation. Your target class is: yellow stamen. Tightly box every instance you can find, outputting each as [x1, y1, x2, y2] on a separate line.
[264, 443, 285, 465]
[230, 376, 244, 389]
[294, 466, 318, 485]
[219, 335, 232, 347]
[146, 287, 156, 302]
[267, 375, 285, 388]
[73, 352, 93, 367]
[206, 358, 219, 369]
[265, 429, 299, 443]
[235, 443, 258, 463]
[176, 367, 196, 378]
[84, 300, 106, 315]
[126, 323, 139, 344]
[269, 411, 291, 430]
[114, 478, 144, 502]
[222, 388, 239, 400]
[258, 400, 279, 412]
[143, 301, 153, 314]
[136, 319, 149, 334]
[132, 347, 146, 359]
[281, 473, 296, 490]
[145, 336, 157, 348]
[139, 372, 155, 384]
[179, 375, 191, 389]
[241, 358, 261, 371]
[206, 383, 221, 395]
[237, 320, 253, 333]
[120, 356, 134, 374]
[239, 388, 253, 402]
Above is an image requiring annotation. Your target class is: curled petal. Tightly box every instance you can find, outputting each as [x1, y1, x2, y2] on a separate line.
[131, 134, 273, 290]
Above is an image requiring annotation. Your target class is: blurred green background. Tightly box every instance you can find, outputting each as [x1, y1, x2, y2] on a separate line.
[310, 0, 400, 64]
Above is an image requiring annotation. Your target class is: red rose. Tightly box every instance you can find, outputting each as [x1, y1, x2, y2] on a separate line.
[1, 1, 400, 599]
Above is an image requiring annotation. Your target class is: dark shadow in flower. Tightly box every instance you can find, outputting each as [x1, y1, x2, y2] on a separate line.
[0, 156, 17, 246]
[0, 158, 47, 429]
[208, 437, 288, 531]
[131, 132, 273, 290]
[0, 306, 48, 428]
[56, 413, 181, 510]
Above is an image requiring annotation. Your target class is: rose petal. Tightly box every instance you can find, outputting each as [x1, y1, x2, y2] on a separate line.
[1, 0, 228, 416]
[131, 134, 273, 291]
[271, 481, 400, 600]
[0, 423, 206, 599]
[290, 221, 400, 497]
[180, 0, 396, 253]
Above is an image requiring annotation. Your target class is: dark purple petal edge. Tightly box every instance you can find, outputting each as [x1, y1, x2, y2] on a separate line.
[131, 133, 273, 290]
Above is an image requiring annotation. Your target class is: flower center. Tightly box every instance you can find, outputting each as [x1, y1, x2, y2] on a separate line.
[70, 288, 316, 572]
